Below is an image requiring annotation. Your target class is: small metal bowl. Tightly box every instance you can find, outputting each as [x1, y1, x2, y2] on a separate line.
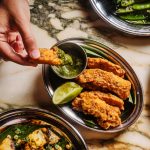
[90, 0, 150, 36]
[0, 107, 88, 150]
[51, 42, 87, 79]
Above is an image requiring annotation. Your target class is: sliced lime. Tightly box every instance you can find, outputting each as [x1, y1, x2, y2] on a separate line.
[52, 82, 83, 105]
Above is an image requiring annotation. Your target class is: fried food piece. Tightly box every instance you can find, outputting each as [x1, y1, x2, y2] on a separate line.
[28, 129, 47, 149]
[88, 58, 125, 78]
[29, 47, 62, 65]
[76, 69, 131, 99]
[79, 91, 124, 110]
[0, 137, 15, 150]
[24, 143, 32, 150]
[72, 97, 83, 111]
[72, 93, 121, 129]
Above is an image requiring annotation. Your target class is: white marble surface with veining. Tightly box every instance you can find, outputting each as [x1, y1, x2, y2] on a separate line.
[0, 0, 150, 149]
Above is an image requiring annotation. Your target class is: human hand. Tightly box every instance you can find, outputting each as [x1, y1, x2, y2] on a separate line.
[0, 0, 40, 66]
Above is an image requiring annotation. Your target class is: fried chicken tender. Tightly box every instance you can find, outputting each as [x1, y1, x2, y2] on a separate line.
[29, 47, 62, 65]
[76, 69, 131, 99]
[72, 93, 121, 129]
[79, 91, 124, 110]
[88, 58, 125, 78]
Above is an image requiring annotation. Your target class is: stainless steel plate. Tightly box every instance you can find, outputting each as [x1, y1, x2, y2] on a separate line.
[90, 0, 150, 36]
[0, 108, 88, 150]
[43, 38, 143, 133]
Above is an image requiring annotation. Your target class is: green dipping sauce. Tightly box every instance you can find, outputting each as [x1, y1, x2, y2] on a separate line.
[52, 48, 84, 78]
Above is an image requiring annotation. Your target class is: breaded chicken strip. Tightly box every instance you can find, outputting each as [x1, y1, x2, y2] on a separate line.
[29, 47, 62, 65]
[76, 69, 131, 99]
[72, 94, 121, 129]
[88, 58, 125, 78]
[79, 91, 124, 110]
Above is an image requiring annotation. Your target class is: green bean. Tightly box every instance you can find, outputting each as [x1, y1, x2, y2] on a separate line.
[113, 0, 150, 25]
[126, 19, 150, 24]
[133, 2, 150, 10]
[120, 13, 148, 20]
[121, 0, 134, 7]
[116, 6, 134, 13]
[121, 0, 147, 7]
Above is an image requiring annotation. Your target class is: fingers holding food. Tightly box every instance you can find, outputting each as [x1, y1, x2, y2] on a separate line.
[29, 47, 62, 65]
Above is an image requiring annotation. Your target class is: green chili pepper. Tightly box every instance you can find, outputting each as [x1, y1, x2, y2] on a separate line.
[121, 0, 148, 7]
[116, 6, 134, 13]
[121, 0, 135, 7]
[133, 2, 150, 10]
[120, 13, 148, 20]
[114, 0, 150, 24]
[126, 19, 150, 24]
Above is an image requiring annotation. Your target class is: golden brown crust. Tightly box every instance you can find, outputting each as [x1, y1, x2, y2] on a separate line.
[88, 58, 125, 78]
[72, 93, 121, 129]
[79, 91, 124, 110]
[76, 69, 131, 100]
[29, 47, 62, 65]
[24, 143, 32, 150]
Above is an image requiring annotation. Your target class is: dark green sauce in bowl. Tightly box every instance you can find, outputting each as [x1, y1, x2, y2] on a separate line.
[51, 42, 87, 79]
[52, 55, 83, 78]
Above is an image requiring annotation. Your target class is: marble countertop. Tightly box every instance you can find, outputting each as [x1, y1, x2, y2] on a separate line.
[0, 0, 150, 149]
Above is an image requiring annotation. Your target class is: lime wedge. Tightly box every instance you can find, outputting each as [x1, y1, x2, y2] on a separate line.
[52, 82, 83, 105]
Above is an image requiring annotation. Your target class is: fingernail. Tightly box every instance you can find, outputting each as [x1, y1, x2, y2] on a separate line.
[30, 50, 40, 59]
[16, 35, 20, 41]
